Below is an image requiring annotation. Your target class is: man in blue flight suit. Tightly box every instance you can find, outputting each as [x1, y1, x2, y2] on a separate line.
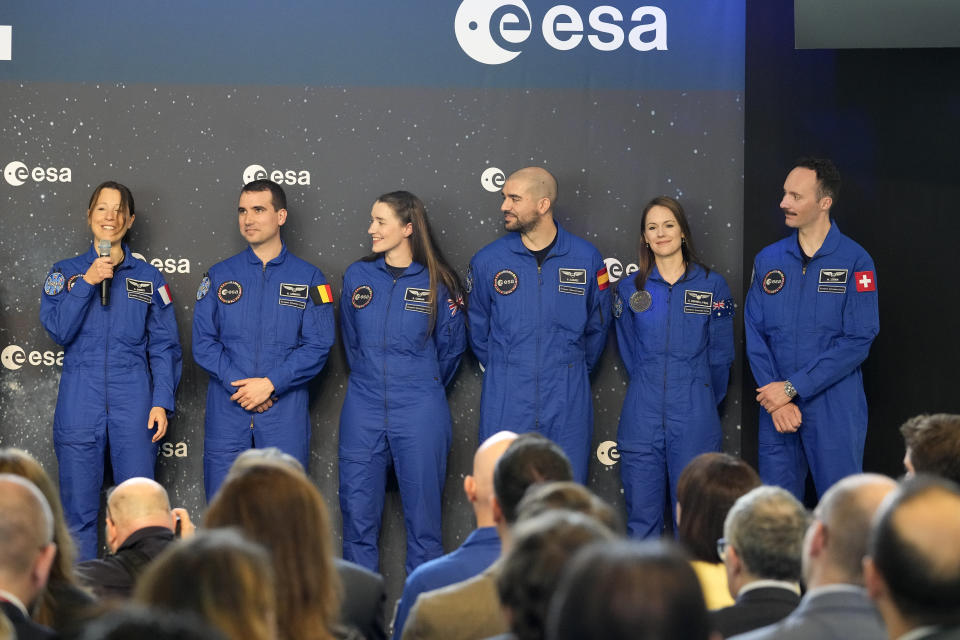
[193, 179, 334, 501]
[745, 158, 879, 500]
[467, 167, 611, 482]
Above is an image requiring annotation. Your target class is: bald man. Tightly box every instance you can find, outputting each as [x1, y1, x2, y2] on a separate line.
[467, 167, 610, 482]
[392, 431, 517, 640]
[76, 477, 189, 599]
[732, 473, 896, 640]
[0, 474, 58, 640]
[865, 476, 960, 640]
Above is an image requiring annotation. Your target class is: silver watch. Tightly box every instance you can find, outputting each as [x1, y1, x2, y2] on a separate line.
[784, 381, 797, 399]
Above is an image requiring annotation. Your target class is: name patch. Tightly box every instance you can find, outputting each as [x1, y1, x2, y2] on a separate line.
[279, 283, 309, 299]
[405, 303, 430, 314]
[558, 268, 587, 285]
[819, 269, 848, 284]
[684, 290, 713, 308]
[126, 278, 154, 303]
[279, 299, 307, 309]
[559, 285, 585, 296]
[404, 287, 431, 304]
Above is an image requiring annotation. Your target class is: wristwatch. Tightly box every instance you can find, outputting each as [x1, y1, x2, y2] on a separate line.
[784, 380, 798, 399]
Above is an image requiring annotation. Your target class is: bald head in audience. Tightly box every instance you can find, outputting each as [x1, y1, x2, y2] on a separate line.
[105, 478, 175, 553]
[0, 473, 57, 608]
[465, 431, 518, 528]
[865, 475, 960, 639]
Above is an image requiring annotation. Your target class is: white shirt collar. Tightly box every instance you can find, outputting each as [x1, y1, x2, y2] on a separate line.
[739, 579, 802, 597]
[0, 588, 29, 618]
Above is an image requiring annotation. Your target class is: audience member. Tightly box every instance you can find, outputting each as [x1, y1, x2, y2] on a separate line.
[0, 448, 98, 636]
[864, 475, 960, 640]
[401, 433, 574, 640]
[677, 453, 762, 609]
[205, 463, 360, 640]
[899, 414, 960, 484]
[711, 486, 809, 637]
[79, 606, 227, 640]
[514, 481, 623, 534]
[0, 473, 59, 640]
[546, 539, 715, 640]
[496, 510, 616, 640]
[134, 529, 276, 640]
[731, 473, 896, 640]
[223, 450, 386, 640]
[392, 431, 517, 640]
[76, 478, 186, 600]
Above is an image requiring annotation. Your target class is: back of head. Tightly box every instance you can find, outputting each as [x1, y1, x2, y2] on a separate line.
[0, 473, 54, 579]
[107, 478, 172, 528]
[869, 475, 960, 627]
[204, 464, 340, 640]
[900, 414, 960, 484]
[724, 486, 809, 581]
[814, 473, 897, 584]
[677, 453, 761, 562]
[497, 510, 615, 640]
[80, 606, 229, 640]
[134, 530, 275, 640]
[493, 434, 574, 525]
[227, 446, 305, 479]
[516, 481, 623, 534]
[547, 539, 711, 640]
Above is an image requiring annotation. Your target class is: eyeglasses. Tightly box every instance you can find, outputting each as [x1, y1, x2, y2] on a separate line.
[716, 537, 729, 561]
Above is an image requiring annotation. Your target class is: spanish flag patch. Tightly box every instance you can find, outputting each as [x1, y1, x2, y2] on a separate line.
[596, 267, 609, 291]
[310, 283, 334, 305]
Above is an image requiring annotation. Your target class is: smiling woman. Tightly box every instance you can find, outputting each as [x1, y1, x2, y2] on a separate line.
[38, 180, 183, 561]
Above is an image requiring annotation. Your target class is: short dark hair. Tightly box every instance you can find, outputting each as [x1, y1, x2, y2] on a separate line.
[677, 453, 761, 563]
[497, 510, 614, 640]
[869, 475, 960, 627]
[80, 607, 228, 640]
[794, 157, 841, 203]
[546, 539, 711, 640]
[724, 486, 809, 581]
[241, 179, 286, 211]
[900, 414, 960, 484]
[493, 433, 573, 524]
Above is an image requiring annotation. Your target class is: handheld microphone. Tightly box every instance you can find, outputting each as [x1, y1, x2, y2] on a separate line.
[98, 239, 111, 306]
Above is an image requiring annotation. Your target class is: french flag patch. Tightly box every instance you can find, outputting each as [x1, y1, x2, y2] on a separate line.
[158, 283, 173, 307]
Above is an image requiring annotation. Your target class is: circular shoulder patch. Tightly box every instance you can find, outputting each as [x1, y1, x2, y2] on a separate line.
[352, 285, 373, 309]
[762, 269, 785, 295]
[217, 280, 243, 304]
[44, 272, 65, 296]
[493, 269, 518, 295]
[196, 275, 211, 301]
[66, 274, 81, 292]
[629, 290, 652, 313]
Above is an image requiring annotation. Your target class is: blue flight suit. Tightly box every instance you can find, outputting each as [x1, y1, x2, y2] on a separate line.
[339, 257, 466, 574]
[40, 244, 182, 560]
[613, 264, 735, 538]
[192, 244, 334, 501]
[392, 526, 501, 640]
[745, 224, 879, 499]
[467, 224, 611, 482]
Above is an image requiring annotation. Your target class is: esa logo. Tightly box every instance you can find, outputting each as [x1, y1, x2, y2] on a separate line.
[454, 0, 667, 65]
[596, 440, 620, 467]
[242, 164, 311, 186]
[1, 345, 64, 370]
[131, 252, 192, 274]
[160, 442, 188, 458]
[4, 161, 73, 186]
[603, 257, 638, 284]
[480, 167, 506, 193]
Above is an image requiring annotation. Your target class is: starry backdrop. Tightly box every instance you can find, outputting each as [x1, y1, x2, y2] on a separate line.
[0, 0, 744, 614]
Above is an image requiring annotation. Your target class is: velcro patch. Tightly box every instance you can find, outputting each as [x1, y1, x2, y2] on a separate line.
[818, 285, 846, 294]
[684, 306, 710, 315]
[684, 290, 713, 308]
[559, 268, 587, 285]
[279, 298, 307, 309]
[279, 283, 309, 299]
[559, 285, 585, 296]
[126, 278, 154, 303]
[405, 303, 430, 314]
[819, 269, 848, 285]
[404, 287, 431, 304]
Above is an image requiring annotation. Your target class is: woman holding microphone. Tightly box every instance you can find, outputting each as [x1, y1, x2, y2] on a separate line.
[613, 196, 735, 539]
[40, 181, 182, 560]
[339, 190, 466, 574]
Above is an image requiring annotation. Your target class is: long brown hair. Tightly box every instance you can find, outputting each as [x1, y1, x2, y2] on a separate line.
[632, 196, 708, 292]
[205, 464, 341, 640]
[364, 190, 464, 336]
[0, 448, 86, 626]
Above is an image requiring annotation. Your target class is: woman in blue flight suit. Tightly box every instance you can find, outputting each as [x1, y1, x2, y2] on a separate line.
[613, 196, 734, 539]
[40, 181, 182, 560]
[339, 190, 466, 574]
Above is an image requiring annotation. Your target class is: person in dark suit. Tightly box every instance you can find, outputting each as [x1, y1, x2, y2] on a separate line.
[0, 474, 59, 640]
[865, 476, 960, 640]
[712, 486, 809, 637]
[730, 474, 895, 640]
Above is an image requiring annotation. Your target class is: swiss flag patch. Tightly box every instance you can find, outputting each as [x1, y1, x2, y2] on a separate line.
[854, 271, 876, 292]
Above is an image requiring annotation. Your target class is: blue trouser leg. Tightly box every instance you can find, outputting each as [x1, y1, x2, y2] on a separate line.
[619, 439, 667, 539]
[799, 397, 868, 498]
[339, 427, 390, 573]
[758, 411, 808, 500]
[55, 424, 107, 561]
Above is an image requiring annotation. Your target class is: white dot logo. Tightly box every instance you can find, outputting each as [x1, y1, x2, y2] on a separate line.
[480, 167, 506, 192]
[454, 0, 531, 65]
[596, 440, 621, 466]
[3, 160, 28, 186]
[242, 164, 268, 185]
[1, 344, 25, 370]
